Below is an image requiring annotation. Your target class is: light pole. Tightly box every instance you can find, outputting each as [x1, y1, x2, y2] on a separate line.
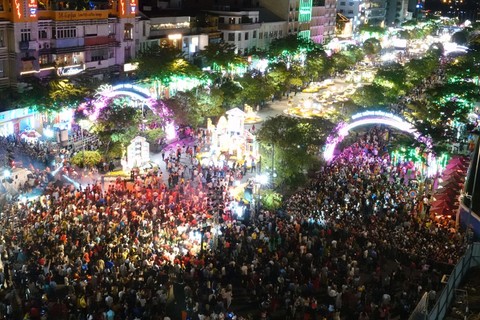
[465, 134, 480, 243]
[270, 143, 275, 189]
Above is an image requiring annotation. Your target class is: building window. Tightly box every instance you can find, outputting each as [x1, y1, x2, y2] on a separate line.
[245, 32, 249, 40]
[219, 17, 225, 23]
[91, 49, 107, 61]
[229, 17, 235, 24]
[228, 33, 235, 41]
[259, 32, 263, 39]
[264, 32, 268, 38]
[238, 33, 241, 41]
[0, 60, 4, 78]
[38, 29, 48, 39]
[274, 31, 278, 38]
[340, 1, 345, 5]
[125, 46, 132, 61]
[0, 30, 4, 47]
[54, 27, 76, 39]
[124, 23, 133, 40]
[253, 30, 257, 38]
[39, 54, 49, 65]
[279, 30, 283, 37]
[21, 29, 31, 42]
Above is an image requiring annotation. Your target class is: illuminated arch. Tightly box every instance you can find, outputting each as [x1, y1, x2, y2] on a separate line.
[79, 83, 176, 140]
[324, 111, 432, 162]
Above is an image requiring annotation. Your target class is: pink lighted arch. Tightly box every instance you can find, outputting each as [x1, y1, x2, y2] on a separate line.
[82, 83, 176, 141]
[324, 111, 432, 161]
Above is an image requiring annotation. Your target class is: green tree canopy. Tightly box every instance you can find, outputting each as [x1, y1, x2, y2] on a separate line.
[70, 150, 102, 168]
[236, 72, 275, 107]
[165, 87, 224, 128]
[256, 115, 334, 189]
[135, 43, 201, 86]
[373, 62, 408, 95]
[351, 84, 389, 107]
[198, 41, 247, 77]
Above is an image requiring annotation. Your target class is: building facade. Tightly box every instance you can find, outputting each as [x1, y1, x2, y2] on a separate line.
[0, 0, 141, 89]
[336, 0, 386, 32]
[208, 9, 287, 54]
[311, 0, 337, 44]
[385, 0, 410, 26]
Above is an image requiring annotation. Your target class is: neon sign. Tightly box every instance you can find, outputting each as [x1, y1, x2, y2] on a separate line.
[57, 64, 85, 76]
[120, 0, 125, 15]
[28, 0, 37, 17]
[14, 0, 21, 18]
[130, 0, 136, 13]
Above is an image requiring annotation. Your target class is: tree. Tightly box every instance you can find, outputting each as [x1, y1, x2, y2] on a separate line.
[451, 30, 469, 46]
[267, 35, 317, 67]
[266, 63, 289, 97]
[305, 48, 331, 82]
[219, 80, 243, 108]
[362, 38, 382, 59]
[373, 62, 408, 97]
[256, 116, 334, 189]
[236, 72, 275, 107]
[135, 43, 202, 88]
[83, 98, 142, 159]
[70, 150, 102, 168]
[197, 41, 247, 82]
[404, 55, 439, 85]
[165, 87, 224, 128]
[358, 25, 386, 39]
[330, 45, 364, 73]
[43, 78, 90, 112]
[351, 84, 389, 107]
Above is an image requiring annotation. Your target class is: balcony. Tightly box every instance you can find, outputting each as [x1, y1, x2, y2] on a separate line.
[19, 41, 39, 51]
[218, 23, 260, 31]
[84, 36, 120, 49]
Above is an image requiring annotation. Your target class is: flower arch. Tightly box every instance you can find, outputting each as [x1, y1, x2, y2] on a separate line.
[79, 83, 176, 140]
[324, 110, 432, 162]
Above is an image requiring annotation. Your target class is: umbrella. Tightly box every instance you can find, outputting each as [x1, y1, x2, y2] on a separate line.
[430, 199, 451, 208]
[431, 193, 456, 202]
[430, 205, 452, 215]
[445, 161, 468, 170]
[439, 180, 464, 189]
[442, 170, 466, 180]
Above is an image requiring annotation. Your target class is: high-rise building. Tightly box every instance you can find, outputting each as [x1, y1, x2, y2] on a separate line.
[385, 0, 411, 26]
[311, 0, 337, 44]
[0, 0, 140, 89]
[259, 0, 313, 38]
[207, 8, 287, 54]
[336, 0, 386, 32]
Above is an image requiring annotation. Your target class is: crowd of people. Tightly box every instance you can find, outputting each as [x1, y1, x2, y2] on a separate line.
[0, 124, 470, 320]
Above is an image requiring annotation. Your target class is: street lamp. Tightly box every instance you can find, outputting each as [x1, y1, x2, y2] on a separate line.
[270, 143, 275, 189]
[464, 134, 480, 243]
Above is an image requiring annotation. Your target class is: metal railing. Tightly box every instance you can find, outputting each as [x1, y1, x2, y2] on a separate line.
[409, 242, 480, 320]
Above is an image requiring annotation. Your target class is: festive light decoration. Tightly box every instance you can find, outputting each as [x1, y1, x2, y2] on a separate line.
[324, 111, 433, 162]
[79, 83, 177, 140]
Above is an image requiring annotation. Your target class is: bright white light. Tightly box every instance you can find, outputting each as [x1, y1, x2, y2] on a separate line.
[165, 121, 176, 141]
[256, 174, 269, 185]
[189, 230, 201, 242]
[234, 205, 244, 218]
[44, 128, 54, 138]
[3, 169, 11, 178]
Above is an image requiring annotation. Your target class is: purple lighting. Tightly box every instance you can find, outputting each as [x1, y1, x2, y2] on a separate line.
[324, 111, 433, 162]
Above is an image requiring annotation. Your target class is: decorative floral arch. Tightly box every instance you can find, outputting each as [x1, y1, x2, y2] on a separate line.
[79, 83, 176, 140]
[324, 110, 432, 162]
